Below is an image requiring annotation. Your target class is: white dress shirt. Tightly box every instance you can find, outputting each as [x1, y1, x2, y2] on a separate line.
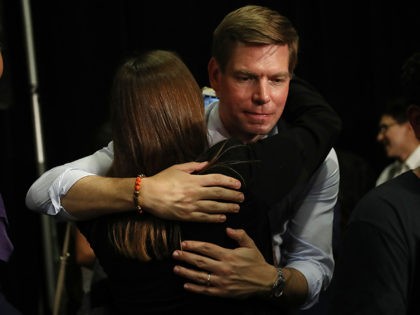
[206, 102, 337, 309]
[25, 101, 338, 309]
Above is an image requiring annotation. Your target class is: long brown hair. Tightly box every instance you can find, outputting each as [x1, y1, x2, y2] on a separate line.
[106, 50, 208, 261]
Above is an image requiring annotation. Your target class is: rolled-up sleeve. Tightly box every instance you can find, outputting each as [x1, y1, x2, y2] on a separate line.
[26, 141, 114, 218]
[272, 148, 339, 309]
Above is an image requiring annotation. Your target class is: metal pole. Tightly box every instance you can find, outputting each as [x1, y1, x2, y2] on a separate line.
[53, 222, 72, 315]
[21, 0, 59, 312]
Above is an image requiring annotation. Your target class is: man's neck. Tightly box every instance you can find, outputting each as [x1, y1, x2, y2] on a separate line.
[225, 128, 266, 144]
[414, 167, 420, 178]
[206, 101, 277, 144]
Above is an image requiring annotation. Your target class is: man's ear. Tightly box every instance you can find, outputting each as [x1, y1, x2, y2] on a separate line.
[407, 104, 420, 139]
[0, 51, 3, 78]
[208, 57, 220, 94]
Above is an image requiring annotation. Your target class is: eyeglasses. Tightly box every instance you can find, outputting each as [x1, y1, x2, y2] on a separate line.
[378, 122, 398, 134]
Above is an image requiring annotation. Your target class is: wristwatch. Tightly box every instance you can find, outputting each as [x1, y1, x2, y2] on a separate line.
[271, 267, 286, 298]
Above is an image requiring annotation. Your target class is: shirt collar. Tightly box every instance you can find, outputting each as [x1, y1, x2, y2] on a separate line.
[405, 145, 420, 169]
[205, 101, 278, 146]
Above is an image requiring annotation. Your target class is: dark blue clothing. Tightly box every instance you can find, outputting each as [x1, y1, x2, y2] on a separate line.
[0, 194, 13, 262]
[330, 171, 420, 315]
[0, 194, 22, 315]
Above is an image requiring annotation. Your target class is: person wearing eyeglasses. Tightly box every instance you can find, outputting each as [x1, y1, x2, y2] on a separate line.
[375, 96, 420, 186]
[329, 50, 420, 315]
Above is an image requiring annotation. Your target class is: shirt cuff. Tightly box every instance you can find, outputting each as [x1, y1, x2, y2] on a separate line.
[285, 260, 327, 310]
[48, 169, 95, 219]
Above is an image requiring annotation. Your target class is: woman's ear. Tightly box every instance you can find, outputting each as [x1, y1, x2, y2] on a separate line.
[407, 104, 420, 139]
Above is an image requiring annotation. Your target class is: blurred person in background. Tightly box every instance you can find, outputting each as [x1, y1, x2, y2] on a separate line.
[329, 51, 420, 315]
[375, 96, 420, 186]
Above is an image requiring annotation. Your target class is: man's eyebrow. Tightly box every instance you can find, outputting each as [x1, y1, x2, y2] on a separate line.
[273, 72, 291, 78]
[233, 69, 254, 76]
[232, 70, 291, 79]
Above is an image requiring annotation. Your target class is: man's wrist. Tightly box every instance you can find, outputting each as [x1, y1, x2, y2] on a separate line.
[258, 265, 283, 299]
[270, 267, 286, 298]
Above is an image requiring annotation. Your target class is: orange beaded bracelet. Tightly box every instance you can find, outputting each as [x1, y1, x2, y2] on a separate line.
[133, 174, 145, 214]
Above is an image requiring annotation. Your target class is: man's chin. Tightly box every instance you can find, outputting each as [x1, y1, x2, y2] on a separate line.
[246, 125, 273, 136]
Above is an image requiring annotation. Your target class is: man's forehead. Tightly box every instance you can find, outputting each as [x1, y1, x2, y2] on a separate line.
[228, 44, 290, 74]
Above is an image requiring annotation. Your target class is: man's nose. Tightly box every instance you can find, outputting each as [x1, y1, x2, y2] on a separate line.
[252, 83, 270, 105]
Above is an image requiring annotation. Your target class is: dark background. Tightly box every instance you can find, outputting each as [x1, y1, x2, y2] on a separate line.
[0, 0, 419, 314]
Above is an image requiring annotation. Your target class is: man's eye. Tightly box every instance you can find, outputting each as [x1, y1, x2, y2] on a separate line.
[272, 78, 287, 84]
[237, 76, 251, 82]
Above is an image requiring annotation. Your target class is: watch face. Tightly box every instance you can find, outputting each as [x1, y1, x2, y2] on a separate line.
[274, 282, 284, 297]
[272, 268, 285, 298]
[274, 288, 283, 297]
